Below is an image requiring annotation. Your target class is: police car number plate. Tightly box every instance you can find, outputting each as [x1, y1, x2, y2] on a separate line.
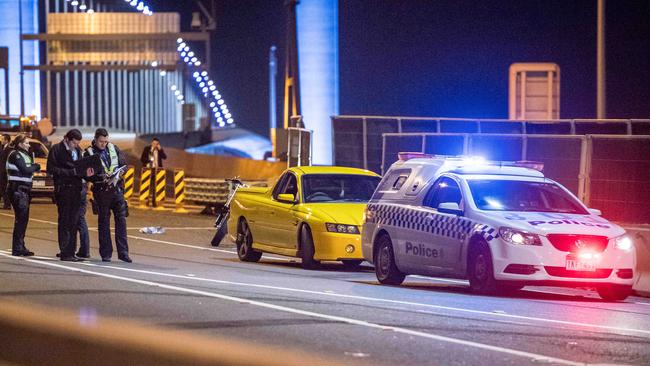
[565, 255, 596, 272]
[33, 180, 45, 187]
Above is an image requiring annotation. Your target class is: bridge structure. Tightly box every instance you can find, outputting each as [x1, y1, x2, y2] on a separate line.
[11, 0, 234, 135]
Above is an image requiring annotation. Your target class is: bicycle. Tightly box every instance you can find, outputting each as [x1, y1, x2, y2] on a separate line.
[210, 177, 246, 247]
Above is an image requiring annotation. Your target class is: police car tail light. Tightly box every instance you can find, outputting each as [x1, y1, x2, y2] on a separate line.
[499, 227, 542, 246]
[326, 223, 360, 234]
[614, 235, 633, 251]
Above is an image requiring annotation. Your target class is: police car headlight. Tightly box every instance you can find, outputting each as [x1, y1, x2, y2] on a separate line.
[614, 235, 633, 251]
[326, 223, 360, 234]
[499, 227, 542, 246]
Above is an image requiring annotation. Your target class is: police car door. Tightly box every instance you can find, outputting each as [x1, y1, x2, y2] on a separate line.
[415, 176, 465, 271]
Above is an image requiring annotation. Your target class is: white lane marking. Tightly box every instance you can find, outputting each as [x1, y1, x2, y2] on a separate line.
[2, 248, 645, 338]
[3, 214, 648, 337]
[0, 213, 236, 255]
[0, 252, 584, 366]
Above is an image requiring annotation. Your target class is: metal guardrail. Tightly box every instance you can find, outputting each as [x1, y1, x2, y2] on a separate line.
[380, 132, 650, 224]
[185, 178, 268, 206]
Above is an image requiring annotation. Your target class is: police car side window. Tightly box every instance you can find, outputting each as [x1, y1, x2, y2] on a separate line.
[378, 169, 411, 192]
[424, 177, 462, 209]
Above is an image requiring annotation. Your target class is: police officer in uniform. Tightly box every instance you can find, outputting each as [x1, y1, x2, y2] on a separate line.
[5, 134, 41, 256]
[47, 129, 93, 262]
[85, 128, 131, 263]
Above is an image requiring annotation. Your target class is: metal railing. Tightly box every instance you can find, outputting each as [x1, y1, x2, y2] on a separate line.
[379, 132, 650, 224]
[185, 178, 268, 206]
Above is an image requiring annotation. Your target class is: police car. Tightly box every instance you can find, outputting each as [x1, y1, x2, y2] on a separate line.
[361, 153, 636, 301]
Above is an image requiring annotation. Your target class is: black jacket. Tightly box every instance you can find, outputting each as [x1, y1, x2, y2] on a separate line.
[0, 145, 11, 174]
[46, 140, 85, 188]
[6, 147, 40, 184]
[84, 142, 127, 188]
[140, 145, 167, 168]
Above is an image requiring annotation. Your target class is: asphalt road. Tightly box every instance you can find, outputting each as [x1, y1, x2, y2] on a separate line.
[1, 201, 650, 366]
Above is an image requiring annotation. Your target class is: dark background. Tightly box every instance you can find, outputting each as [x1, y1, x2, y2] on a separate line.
[156, 0, 650, 137]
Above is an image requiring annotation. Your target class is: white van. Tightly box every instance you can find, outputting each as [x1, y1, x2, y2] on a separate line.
[361, 154, 635, 301]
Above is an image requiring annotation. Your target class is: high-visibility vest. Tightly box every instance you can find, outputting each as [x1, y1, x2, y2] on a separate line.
[87, 143, 119, 175]
[6, 149, 34, 183]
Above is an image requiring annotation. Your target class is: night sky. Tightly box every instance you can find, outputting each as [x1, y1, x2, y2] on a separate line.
[159, 0, 650, 137]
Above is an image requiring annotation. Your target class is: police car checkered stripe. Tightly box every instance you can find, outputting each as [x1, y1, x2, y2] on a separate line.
[367, 203, 499, 242]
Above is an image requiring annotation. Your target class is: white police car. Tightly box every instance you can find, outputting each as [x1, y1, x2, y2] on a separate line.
[361, 153, 636, 301]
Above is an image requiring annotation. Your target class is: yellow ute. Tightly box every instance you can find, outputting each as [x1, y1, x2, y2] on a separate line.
[227, 166, 381, 269]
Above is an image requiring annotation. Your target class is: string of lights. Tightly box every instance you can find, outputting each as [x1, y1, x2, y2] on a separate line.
[177, 38, 234, 127]
[64, 0, 153, 15]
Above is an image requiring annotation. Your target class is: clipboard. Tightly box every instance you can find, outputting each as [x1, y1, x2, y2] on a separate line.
[74, 153, 103, 174]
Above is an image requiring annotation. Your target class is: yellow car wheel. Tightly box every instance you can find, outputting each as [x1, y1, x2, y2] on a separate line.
[236, 219, 262, 262]
[299, 225, 320, 270]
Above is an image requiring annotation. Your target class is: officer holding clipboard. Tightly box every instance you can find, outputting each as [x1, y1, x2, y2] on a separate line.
[84, 128, 131, 263]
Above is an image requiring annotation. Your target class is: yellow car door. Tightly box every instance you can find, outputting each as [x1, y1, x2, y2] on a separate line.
[267, 172, 300, 249]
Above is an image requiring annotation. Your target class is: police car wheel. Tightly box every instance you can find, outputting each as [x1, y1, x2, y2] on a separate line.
[468, 241, 498, 294]
[236, 219, 262, 262]
[375, 234, 405, 285]
[300, 225, 320, 270]
[596, 284, 632, 301]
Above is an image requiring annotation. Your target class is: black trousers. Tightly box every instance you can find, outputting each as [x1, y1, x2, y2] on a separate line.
[95, 187, 129, 259]
[77, 187, 90, 256]
[8, 183, 31, 254]
[55, 185, 82, 258]
[0, 174, 9, 207]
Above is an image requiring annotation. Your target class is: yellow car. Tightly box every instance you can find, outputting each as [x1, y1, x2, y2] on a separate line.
[227, 166, 381, 269]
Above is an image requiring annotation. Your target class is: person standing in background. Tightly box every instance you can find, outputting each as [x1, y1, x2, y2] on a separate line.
[140, 137, 167, 168]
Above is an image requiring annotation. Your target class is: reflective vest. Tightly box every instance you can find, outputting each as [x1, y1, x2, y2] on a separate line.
[87, 143, 119, 175]
[6, 149, 34, 183]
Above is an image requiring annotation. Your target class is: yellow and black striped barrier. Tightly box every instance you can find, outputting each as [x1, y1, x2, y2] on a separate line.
[173, 169, 188, 213]
[153, 168, 167, 210]
[124, 166, 135, 200]
[138, 167, 152, 209]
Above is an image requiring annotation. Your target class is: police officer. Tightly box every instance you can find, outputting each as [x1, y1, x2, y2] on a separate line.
[47, 129, 93, 262]
[85, 128, 131, 263]
[5, 134, 41, 256]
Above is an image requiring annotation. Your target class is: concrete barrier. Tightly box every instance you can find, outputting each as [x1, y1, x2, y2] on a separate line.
[628, 226, 650, 297]
[131, 134, 286, 181]
[0, 300, 344, 366]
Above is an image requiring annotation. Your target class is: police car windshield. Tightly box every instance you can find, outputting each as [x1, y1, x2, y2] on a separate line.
[467, 180, 588, 214]
[302, 174, 380, 203]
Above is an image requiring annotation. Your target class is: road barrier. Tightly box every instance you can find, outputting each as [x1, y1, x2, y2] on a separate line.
[153, 168, 167, 210]
[173, 169, 188, 213]
[123, 165, 135, 199]
[185, 178, 268, 207]
[138, 167, 152, 209]
[0, 300, 342, 366]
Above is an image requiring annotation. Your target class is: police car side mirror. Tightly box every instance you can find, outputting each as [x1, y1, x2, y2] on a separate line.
[438, 202, 463, 216]
[277, 193, 297, 204]
[588, 208, 602, 216]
